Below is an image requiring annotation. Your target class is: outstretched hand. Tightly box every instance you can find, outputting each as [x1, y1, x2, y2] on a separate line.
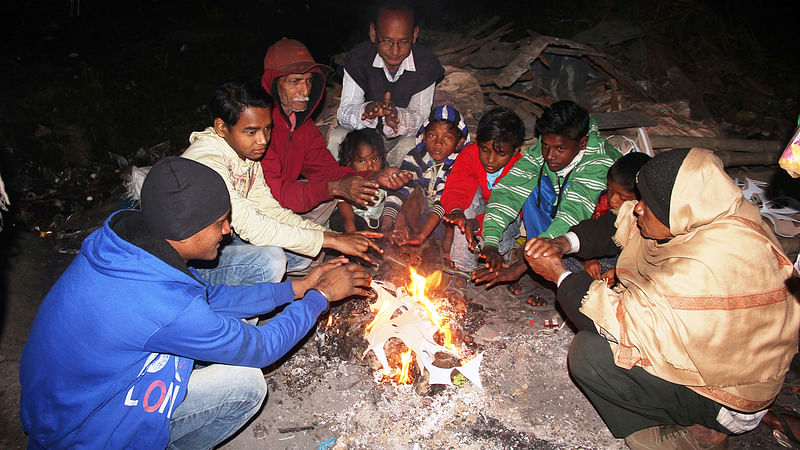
[524, 236, 570, 260]
[479, 245, 505, 274]
[329, 176, 381, 207]
[382, 92, 399, 132]
[371, 167, 413, 190]
[361, 92, 399, 132]
[472, 260, 527, 288]
[324, 231, 383, 264]
[523, 245, 567, 284]
[292, 256, 348, 299]
[315, 263, 372, 302]
[443, 211, 478, 250]
[362, 101, 383, 121]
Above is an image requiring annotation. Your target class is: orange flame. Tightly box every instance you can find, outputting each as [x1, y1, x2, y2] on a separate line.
[409, 267, 460, 356]
[326, 315, 332, 327]
[398, 350, 413, 384]
[378, 349, 414, 385]
[366, 267, 461, 385]
[365, 294, 391, 333]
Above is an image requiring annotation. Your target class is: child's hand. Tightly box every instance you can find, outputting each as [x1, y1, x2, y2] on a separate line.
[444, 211, 479, 250]
[472, 260, 527, 288]
[479, 245, 504, 273]
[390, 225, 409, 246]
[584, 259, 602, 280]
[442, 210, 467, 230]
[398, 232, 424, 247]
[324, 231, 383, 265]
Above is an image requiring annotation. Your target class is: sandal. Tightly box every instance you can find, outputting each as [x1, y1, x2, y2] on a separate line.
[763, 406, 800, 446]
[526, 295, 548, 307]
[445, 277, 468, 297]
[444, 268, 471, 297]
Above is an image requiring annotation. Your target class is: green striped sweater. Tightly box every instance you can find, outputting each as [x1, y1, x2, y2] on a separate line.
[482, 117, 621, 246]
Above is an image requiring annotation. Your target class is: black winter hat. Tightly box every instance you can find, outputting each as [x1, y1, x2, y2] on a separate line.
[635, 148, 691, 228]
[140, 157, 230, 241]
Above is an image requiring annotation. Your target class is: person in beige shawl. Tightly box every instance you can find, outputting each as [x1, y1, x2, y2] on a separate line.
[524, 148, 800, 449]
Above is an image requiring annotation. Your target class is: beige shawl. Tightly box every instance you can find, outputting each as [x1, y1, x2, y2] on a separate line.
[581, 148, 800, 412]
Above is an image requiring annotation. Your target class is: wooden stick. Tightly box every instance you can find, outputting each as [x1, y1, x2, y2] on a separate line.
[435, 23, 514, 57]
[649, 135, 783, 153]
[482, 89, 555, 109]
[714, 151, 780, 167]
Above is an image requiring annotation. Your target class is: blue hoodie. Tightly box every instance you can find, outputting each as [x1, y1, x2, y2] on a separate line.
[20, 210, 327, 449]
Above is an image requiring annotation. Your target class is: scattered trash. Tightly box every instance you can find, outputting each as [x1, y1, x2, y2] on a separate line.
[317, 437, 338, 450]
[252, 423, 267, 440]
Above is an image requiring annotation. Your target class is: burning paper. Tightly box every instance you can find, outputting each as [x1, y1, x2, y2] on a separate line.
[363, 269, 483, 389]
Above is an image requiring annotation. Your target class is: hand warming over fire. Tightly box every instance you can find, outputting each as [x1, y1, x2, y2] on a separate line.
[370, 167, 414, 191]
[324, 231, 383, 264]
[292, 256, 348, 299]
[479, 245, 504, 273]
[315, 263, 372, 302]
[472, 260, 527, 288]
[524, 236, 570, 259]
[442, 211, 478, 250]
[523, 247, 567, 285]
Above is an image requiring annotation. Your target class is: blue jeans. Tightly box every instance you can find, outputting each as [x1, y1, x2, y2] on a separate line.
[450, 190, 521, 273]
[194, 234, 312, 286]
[168, 364, 267, 449]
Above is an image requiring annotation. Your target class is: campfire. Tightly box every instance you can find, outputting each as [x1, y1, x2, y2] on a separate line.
[361, 267, 483, 388]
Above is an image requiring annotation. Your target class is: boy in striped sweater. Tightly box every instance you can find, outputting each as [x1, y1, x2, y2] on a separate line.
[381, 105, 469, 253]
[474, 100, 620, 288]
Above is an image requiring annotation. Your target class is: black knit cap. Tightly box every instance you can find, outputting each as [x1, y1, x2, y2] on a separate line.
[140, 157, 231, 241]
[635, 148, 691, 228]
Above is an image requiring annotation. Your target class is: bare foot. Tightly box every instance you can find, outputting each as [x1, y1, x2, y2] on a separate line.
[526, 295, 548, 307]
[507, 281, 523, 295]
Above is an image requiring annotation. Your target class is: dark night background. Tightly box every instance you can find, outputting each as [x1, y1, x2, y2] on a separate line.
[0, 1, 797, 296]
[2, 0, 797, 322]
[2, 0, 796, 190]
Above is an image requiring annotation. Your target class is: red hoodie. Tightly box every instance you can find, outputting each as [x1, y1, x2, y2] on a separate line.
[440, 142, 522, 232]
[261, 67, 368, 213]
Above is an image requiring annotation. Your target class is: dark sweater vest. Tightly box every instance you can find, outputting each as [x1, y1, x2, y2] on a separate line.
[342, 41, 444, 108]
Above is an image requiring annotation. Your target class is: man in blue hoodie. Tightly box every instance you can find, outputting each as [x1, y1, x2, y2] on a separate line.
[20, 157, 371, 449]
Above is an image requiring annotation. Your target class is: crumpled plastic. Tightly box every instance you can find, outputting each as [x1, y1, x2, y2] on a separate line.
[364, 281, 483, 389]
[778, 117, 800, 178]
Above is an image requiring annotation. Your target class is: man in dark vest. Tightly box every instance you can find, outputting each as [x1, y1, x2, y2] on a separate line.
[328, 0, 444, 166]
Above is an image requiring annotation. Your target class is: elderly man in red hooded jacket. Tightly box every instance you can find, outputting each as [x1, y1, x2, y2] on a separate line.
[260, 38, 411, 228]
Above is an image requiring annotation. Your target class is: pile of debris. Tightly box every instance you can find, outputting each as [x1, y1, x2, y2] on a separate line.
[318, 18, 788, 169]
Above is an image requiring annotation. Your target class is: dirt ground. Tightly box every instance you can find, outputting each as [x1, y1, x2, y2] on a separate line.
[1, 216, 797, 449]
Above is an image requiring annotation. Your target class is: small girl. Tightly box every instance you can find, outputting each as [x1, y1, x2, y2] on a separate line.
[562, 151, 651, 285]
[328, 129, 388, 233]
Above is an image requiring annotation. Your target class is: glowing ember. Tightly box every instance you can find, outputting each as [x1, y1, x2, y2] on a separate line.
[326, 315, 332, 327]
